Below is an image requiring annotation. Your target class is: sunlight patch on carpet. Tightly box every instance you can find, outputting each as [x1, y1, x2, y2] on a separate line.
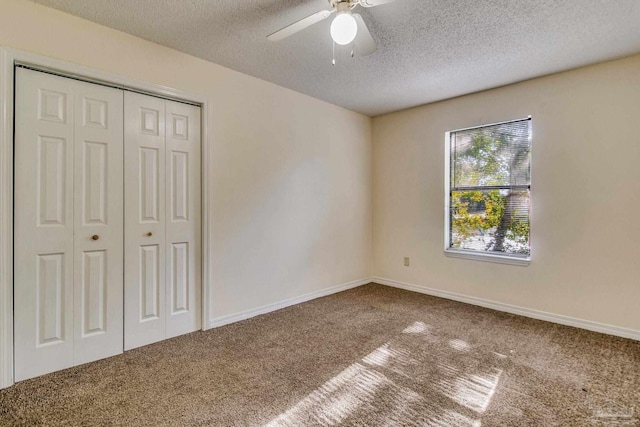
[449, 339, 472, 352]
[265, 320, 505, 426]
[437, 369, 502, 413]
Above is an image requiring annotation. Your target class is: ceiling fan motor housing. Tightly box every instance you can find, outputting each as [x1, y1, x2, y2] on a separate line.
[330, 0, 355, 9]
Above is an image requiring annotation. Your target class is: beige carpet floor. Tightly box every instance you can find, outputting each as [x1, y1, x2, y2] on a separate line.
[0, 283, 639, 426]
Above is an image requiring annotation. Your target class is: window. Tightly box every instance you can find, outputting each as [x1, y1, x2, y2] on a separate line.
[445, 117, 531, 265]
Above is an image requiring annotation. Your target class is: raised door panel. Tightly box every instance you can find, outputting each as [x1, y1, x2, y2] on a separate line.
[140, 244, 160, 320]
[38, 136, 67, 226]
[37, 253, 66, 346]
[39, 89, 66, 123]
[170, 242, 189, 314]
[73, 80, 124, 365]
[81, 250, 107, 336]
[14, 68, 75, 381]
[124, 92, 167, 350]
[165, 101, 201, 339]
[170, 151, 189, 222]
[140, 147, 161, 222]
[82, 141, 107, 225]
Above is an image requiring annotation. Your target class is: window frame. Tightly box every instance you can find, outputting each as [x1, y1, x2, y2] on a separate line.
[444, 117, 532, 266]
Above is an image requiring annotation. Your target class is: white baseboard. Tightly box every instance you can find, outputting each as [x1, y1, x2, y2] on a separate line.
[206, 276, 639, 342]
[208, 278, 371, 329]
[373, 277, 640, 341]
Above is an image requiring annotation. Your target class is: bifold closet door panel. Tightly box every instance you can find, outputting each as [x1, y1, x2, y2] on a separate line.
[124, 92, 167, 350]
[14, 68, 75, 381]
[124, 94, 202, 349]
[165, 100, 202, 338]
[14, 68, 124, 381]
[72, 81, 124, 365]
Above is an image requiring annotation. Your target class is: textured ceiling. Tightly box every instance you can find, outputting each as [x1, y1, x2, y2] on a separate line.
[30, 0, 640, 116]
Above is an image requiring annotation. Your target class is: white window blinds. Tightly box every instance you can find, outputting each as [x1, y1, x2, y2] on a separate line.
[448, 118, 531, 259]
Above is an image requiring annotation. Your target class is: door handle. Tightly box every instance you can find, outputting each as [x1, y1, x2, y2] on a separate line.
[146, 232, 153, 237]
[91, 235, 99, 241]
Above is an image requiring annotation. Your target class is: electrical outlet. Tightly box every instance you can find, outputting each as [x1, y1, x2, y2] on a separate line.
[404, 257, 410, 266]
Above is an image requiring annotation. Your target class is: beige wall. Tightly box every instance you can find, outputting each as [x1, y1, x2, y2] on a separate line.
[373, 54, 640, 331]
[0, 0, 373, 321]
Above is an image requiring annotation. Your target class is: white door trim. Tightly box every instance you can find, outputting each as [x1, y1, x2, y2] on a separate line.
[0, 46, 214, 389]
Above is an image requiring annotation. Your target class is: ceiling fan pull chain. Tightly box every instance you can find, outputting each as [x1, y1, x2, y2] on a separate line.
[332, 40, 336, 66]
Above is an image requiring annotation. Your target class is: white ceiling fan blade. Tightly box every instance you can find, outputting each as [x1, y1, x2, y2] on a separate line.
[267, 9, 334, 42]
[353, 14, 377, 56]
[359, 0, 396, 7]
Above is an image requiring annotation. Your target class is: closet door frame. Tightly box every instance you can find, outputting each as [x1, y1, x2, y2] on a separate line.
[0, 47, 213, 389]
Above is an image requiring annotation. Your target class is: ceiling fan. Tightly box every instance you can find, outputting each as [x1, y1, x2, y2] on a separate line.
[267, 0, 397, 57]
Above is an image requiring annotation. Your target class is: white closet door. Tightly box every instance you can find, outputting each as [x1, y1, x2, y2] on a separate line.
[124, 93, 201, 350]
[73, 81, 124, 365]
[14, 68, 124, 381]
[14, 68, 75, 381]
[124, 92, 167, 350]
[165, 100, 201, 338]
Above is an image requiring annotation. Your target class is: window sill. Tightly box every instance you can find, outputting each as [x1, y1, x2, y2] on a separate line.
[444, 249, 530, 266]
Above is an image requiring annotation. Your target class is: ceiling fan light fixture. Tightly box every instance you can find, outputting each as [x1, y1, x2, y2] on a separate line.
[330, 8, 358, 45]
